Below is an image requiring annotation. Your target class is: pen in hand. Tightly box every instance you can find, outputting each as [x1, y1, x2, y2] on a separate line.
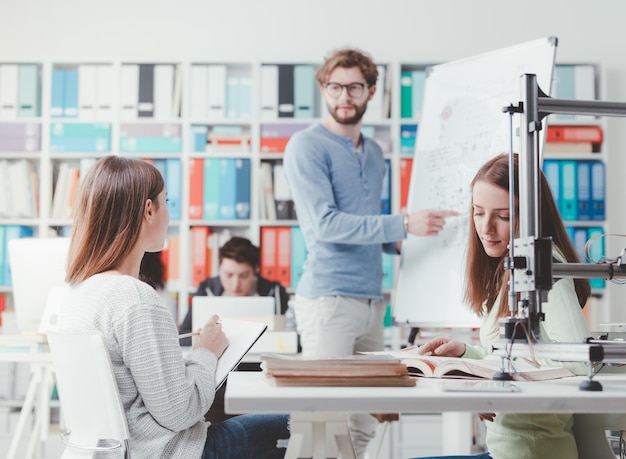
[178, 331, 200, 339]
[179, 320, 221, 339]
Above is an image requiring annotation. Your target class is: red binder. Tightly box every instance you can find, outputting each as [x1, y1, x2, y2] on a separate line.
[400, 158, 413, 212]
[188, 158, 203, 219]
[166, 236, 180, 282]
[260, 226, 278, 281]
[276, 227, 292, 288]
[190, 226, 209, 286]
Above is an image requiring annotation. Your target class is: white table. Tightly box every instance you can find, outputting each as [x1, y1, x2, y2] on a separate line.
[225, 372, 626, 458]
[0, 345, 55, 459]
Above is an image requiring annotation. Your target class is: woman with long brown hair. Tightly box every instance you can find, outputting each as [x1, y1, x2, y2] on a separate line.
[57, 155, 289, 459]
[416, 154, 590, 459]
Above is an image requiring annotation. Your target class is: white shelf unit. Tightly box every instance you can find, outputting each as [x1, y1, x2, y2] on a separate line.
[0, 59, 611, 330]
[0, 59, 399, 323]
[543, 63, 610, 330]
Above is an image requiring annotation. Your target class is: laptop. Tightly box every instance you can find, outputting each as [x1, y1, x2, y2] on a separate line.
[191, 296, 275, 331]
[7, 237, 70, 335]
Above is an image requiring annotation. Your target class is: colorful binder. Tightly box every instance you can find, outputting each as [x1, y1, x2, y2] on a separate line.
[260, 226, 278, 281]
[235, 158, 251, 220]
[290, 226, 307, 291]
[558, 160, 577, 221]
[576, 161, 591, 221]
[202, 158, 220, 220]
[165, 159, 181, 220]
[590, 161, 605, 221]
[188, 158, 204, 220]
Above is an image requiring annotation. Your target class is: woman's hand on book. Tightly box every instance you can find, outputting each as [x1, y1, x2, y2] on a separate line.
[417, 336, 466, 357]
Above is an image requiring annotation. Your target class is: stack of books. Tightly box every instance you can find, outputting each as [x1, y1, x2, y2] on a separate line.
[544, 125, 603, 154]
[259, 353, 416, 387]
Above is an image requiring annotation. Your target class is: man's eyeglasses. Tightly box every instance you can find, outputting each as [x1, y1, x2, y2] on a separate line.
[323, 82, 369, 98]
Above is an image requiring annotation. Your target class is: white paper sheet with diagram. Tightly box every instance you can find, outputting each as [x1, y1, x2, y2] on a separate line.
[394, 37, 557, 327]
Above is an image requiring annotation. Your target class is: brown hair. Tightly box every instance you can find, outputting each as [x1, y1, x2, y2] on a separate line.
[139, 251, 166, 290]
[464, 154, 590, 317]
[219, 236, 260, 269]
[66, 156, 164, 285]
[315, 48, 379, 87]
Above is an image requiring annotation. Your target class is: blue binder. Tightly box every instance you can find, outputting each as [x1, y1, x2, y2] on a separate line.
[63, 68, 79, 118]
[554, 65, 575, 121]
[381, 159, 391, 214]
[587, 226, 605, 289]
[294, 65, 315, 119]
[411, 70, 427, 118]
[590, 161, 605, 221]
[572, 227, 588, 263]
[51, 69, 65, 117]
[235, 158, 251, 219]
[151, 159, 166, 181]
[400, 124, 417, 154]
[218, 158, 237, 220]
[17, 64, 41, 118]
[290, 226, 307, 291]
[3, 225, 34, 285]
[165, 159, 181, 221]
[558, 160, 577, 221]
[191, 125, 208, 152]
[203, 158, 221, 220]
[0, 225, 4, 285]
[576, 161, 592, 221]
[542, 160, 560, 211]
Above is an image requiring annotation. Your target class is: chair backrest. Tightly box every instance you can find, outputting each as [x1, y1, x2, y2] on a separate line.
[574, 413, 626, 459]
[48, 330, 130, 454]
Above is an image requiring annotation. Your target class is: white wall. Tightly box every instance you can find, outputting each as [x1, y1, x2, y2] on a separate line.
[3, 0, 625, 320]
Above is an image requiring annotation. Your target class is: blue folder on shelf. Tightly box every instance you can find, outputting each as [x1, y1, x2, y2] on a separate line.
[558, 160, 577, 221]
[576, 161, 592, 221]
[590, 161, 605, 221]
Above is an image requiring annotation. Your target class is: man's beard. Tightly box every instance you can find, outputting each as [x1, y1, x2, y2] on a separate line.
[328, 100, 368, 125]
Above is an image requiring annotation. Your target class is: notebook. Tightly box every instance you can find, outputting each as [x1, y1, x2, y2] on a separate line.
[7, 237, 70, 334]
[213, 318, 268, 388]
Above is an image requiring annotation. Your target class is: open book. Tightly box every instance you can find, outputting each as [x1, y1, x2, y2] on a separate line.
[259, 353, 416, 387]
[363, 351, 574, 381]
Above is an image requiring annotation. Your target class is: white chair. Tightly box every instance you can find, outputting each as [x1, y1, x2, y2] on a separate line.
[48, 330, 130, 459]
[574, 413, 626, 459]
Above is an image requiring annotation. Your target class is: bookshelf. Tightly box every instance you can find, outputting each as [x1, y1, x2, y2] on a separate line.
[544, 63, 609, 329]
[0, 59, 611, 329]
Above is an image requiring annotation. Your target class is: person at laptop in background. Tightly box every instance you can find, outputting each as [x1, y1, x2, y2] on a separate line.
[180, 236, 292, 424]
[179, 236, 290, 346]
[56, 156, 289, 459]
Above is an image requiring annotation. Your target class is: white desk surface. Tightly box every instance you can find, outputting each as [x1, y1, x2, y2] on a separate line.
[0, 334, 53, 362]
[225, 372, 626, 415]
[0, 352, 52, 364]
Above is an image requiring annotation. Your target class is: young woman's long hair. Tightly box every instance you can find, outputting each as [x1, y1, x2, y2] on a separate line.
[66, 156, 164, 285]
[464, 154, 591, 317]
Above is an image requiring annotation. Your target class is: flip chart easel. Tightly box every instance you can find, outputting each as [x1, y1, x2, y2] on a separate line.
[394, 37, 557, 327]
